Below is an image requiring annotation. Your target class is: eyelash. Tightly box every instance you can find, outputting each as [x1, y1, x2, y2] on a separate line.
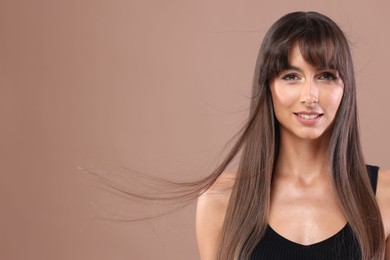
[281, 74, 300, 80]
[281, 72, 338, 81]
[319, 72, 337, 80]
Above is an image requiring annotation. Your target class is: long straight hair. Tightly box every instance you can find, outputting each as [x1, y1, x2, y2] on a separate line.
[211, 11, 385, 260]
[85, 11, 385, 260]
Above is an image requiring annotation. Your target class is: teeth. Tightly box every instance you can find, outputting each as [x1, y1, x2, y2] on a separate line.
[297, 114, 320, 119]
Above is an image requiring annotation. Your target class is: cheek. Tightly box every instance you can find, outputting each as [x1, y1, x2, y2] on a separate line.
[271, 86, 297, 111]
[270, 85, 298, 125]
[326, 88, 344, 113]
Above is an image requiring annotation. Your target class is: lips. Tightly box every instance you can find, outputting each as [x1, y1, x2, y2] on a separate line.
[294, 111, 323, 117]
[293, 111, 323, 125]
[295, 113, 322, 119]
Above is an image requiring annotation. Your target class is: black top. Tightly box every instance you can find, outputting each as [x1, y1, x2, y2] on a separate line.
[249, 165, 379, 260]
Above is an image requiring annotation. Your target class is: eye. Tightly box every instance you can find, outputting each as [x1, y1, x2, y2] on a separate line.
[281, 73, 300, 81]
[319, 72, 337, 80]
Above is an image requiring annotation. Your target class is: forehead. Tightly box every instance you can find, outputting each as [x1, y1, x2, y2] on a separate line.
[288, 45, 305, 66]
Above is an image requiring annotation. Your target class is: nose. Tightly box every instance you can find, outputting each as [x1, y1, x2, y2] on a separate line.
[300, 78, 319, 106]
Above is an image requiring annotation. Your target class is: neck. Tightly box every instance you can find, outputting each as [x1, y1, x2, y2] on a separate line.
[275, 130, 331, 181]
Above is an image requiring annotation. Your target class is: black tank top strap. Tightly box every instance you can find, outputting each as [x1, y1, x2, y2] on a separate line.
[366, 165, 379, 194]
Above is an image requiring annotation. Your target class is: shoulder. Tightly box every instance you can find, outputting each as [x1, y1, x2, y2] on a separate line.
[196, 172, 237, 260]
[376, 168, 390, 238]
[196, 171, 236, 218]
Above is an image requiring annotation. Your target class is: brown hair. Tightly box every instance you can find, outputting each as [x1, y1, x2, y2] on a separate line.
[84, 11, 385, 260]
[218, 12, 385, 259]
[212, 11, 385, 260]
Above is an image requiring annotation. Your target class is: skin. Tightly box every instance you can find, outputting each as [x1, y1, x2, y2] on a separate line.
[268, 45, 346, 244]
[196, 45, 390, 259]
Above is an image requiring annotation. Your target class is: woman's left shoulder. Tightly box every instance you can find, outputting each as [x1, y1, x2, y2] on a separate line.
[377, 168, 390, 198]
[377, 168, 390, 238]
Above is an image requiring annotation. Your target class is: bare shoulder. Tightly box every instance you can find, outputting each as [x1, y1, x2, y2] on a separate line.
[196, 172, 237, 260]
[377, 169, 390, 239]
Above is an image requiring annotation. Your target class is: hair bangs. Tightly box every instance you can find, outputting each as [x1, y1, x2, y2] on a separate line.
[297, 33, 338, 71]
[265, 13, 347, 82]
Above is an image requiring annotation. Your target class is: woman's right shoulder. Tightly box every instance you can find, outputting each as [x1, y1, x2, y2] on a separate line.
[198, 171, 237, 211]
[195, 172, 237, 260]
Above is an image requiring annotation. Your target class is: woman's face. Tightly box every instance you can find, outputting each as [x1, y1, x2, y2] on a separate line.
[270, 45, 344, 141]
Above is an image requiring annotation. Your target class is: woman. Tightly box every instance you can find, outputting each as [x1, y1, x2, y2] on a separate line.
[196, 11, 390, 260]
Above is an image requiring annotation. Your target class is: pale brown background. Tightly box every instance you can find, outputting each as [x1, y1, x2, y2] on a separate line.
[1, 0, 390, 260]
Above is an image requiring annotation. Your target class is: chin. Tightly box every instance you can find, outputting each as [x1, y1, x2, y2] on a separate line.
[299, 134, 324, 140]
[298, 129, 329, 140]
[288, 129, 327, 141]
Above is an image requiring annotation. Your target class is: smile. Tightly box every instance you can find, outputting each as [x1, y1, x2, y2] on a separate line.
[296, 114, 321, 119]
[293, 112, 324, 125]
